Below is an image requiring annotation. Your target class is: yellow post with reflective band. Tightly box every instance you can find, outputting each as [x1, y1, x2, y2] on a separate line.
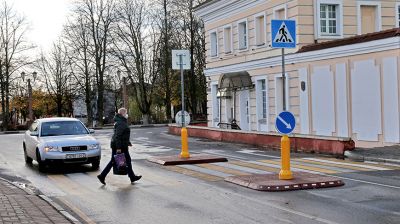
[279, 134, 293, 180]
[180, 127, 190, 158]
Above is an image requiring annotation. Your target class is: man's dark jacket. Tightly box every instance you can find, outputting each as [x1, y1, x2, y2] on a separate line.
[110, 114, 131, 150]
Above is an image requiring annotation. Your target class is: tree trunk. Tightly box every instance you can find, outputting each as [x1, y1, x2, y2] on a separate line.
[0, 62, 5, 131]
[189, 0, 197, 115]
[142, 114, 149, 125]
[163, 0, 172, 122]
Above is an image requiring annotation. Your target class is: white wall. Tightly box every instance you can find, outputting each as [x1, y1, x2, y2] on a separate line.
[335, 63, 349, 137]
[311, 66, 335, 136]
[382, 57, 400, 143]
[299, 68, 310, 134]
[351, 59, 382, 141]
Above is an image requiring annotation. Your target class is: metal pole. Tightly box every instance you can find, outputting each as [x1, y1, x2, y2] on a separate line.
[282, 48, 286, 111]
[28, 78, 33, 122]
[180, 54, 185, 127]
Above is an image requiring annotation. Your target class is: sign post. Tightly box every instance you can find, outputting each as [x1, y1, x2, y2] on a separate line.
[272, 20, 296, 180]
[172, 50, 191, 158]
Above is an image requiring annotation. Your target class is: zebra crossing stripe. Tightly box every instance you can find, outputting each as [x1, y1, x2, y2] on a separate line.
[229, 160, 280, 173]
[302, 158, 390, 171]
[164, 166, 222, 182]
[48, 175, 92, 196]
[259, 160, 339, 174]
[214, 162, 267, 174]
[196, 163, 249, 176]
[294, 158, 373, 172]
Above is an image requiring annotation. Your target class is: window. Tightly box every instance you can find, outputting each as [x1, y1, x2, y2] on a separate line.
[316, 0, 343, 38]
[320, 4, 338, 35]
[255, 14, 266, 46]
[210, 31, 218, 57]
[261, 80, 267, 119]
[223, 26, 232, 53]
[238, 20, 248, 50]
[273, 4, 287, 19]
[397, 4, 400, 27]
[357, 2, 381, 35]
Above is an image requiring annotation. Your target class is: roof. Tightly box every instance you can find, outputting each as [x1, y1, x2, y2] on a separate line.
[193, 0, 219, 11]
[37, 117, 80, 123]
[298, 28, 400, 53]
[218, 71, 253, 91]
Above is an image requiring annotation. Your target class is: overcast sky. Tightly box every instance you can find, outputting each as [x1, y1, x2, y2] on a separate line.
[12, 0, 70, 52]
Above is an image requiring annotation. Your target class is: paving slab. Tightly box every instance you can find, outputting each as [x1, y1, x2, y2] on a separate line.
[0, 178, 76, 223]
[147, 153, 228, 166]
[225, 172, 344, 191]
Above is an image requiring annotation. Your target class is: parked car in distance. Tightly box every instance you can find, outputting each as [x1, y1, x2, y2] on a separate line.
[23, 117, 101, 172]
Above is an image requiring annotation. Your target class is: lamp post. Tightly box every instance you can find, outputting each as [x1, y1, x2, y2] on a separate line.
[21, 71, 37, 123]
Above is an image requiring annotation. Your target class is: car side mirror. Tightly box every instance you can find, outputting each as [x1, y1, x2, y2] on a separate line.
[30, 131, 39, 137]
[89, 129, 95, 134]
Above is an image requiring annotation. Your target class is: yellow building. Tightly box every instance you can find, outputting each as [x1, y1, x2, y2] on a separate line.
[194, 0, 400, 147]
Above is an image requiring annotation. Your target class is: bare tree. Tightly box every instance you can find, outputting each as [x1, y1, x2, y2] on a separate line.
[0, 0, 32, 130]
[35, 41, 72, 116]
[172, 0, 207, 116]
[112, 0, 161, 125]
[73, 0, 116, 126]
[63, 15, 96, 125]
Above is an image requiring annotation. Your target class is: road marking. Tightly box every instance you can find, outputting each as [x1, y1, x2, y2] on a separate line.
[325, 174, 400, 190]
[229, 160, 280, 173]
[179, 165, 232, 178]
[294, 158, 375, 172]
[213, 162, 267, 174]
[303, 158, 390, 171]
[57, 197, 96, 224]
[196, 163, 249, 176]
[260, 160, 339, 174]
[48, 175, 91, 196]
[164, 166, 222, 182]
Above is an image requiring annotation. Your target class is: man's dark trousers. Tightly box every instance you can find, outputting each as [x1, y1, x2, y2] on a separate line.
[100, 147, 136, 181]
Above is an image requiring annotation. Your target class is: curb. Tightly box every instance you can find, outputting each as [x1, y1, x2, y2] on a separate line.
[0, 176, 81, 224]
[344, 151, 400, 166]
[39, 195, 81, 224]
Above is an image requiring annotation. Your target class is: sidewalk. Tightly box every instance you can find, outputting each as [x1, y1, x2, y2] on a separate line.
[0, 178, 75, 224]
[345, 145, 400, 165]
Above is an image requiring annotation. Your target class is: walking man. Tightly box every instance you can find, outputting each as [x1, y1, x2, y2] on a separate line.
[97, 108, 141, 185]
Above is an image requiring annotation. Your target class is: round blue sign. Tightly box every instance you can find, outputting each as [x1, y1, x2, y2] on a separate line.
[275, 111, 296, 134]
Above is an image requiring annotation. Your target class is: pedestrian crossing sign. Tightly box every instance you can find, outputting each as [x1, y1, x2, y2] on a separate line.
[271, 20, 296, 48]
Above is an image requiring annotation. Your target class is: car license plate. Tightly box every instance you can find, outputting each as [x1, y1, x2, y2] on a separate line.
[66, 153, 86, 159]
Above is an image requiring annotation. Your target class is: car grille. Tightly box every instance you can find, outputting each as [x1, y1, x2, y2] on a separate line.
[62, 146, 87, 151]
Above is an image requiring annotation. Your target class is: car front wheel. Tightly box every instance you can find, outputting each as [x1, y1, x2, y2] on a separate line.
[92, 159, 100, 170]
[23, 144, 33, 164]
[36, 149, 47, 172]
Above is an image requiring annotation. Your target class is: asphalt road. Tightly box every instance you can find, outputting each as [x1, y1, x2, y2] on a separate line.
[0, 127, 399, 224]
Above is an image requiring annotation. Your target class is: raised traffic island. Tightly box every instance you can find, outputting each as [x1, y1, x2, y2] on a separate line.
[147, 153, 228, 166]
[225, 172, 344, 191]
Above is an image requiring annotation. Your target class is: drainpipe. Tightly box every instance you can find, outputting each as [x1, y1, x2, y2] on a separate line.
[233, 89, 236, 120]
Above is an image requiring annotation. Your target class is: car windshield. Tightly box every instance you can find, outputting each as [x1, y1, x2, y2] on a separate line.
[41, 121, 89, 137]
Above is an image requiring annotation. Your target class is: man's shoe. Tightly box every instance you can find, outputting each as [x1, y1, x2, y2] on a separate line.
[97, 175, 106, 185]
[131, 175, 142, 183]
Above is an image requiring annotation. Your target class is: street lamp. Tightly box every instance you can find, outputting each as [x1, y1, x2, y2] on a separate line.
[21, 71, 37, 123]
[117, 70, 128, 112]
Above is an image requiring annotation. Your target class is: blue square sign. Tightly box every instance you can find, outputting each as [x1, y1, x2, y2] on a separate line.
[271, 20, 296, 48]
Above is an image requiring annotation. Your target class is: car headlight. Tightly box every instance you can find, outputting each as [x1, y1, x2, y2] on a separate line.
[88, 144, 100, 150]
[44, 146, 61, 152]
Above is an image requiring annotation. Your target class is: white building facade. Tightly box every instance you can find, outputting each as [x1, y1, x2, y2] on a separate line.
[195, 0, 400, 147]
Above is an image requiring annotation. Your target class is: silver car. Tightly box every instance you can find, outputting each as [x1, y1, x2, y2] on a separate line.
[23, 117, 101, 171]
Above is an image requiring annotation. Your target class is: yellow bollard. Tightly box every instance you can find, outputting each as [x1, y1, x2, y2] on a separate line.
[279, 135, 293, 180]
[180, 127, 190, 158]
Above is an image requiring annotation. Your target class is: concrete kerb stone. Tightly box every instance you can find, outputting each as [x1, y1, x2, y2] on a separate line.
[344, 151, 400, 166]
[0, 176, 80, 224]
